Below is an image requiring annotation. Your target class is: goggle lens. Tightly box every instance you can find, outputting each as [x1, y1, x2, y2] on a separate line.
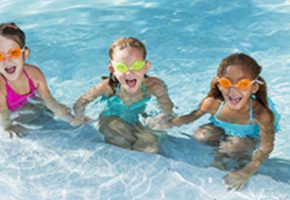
[130, 60, 145, 71]
[236, 79, 251, 90]
[8, 48, 22, 58]
[219, 77, 232, 89]
[218, 77, 253, 90]
[0, 52, 5, 62]
[115, 63, 128, 73]
[115, 60, 145, 73]
[0, 48, 23, 62]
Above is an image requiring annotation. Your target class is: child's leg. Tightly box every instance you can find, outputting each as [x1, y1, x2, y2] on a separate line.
[217, 136, 256, 169]
[98, 115, 137, 149]
[212, 151, 231, 170]
[13, 102, 54, 124]
[219, 136, 256, 157]
[131, 124, 160, 153]
[193, 123, 224, 146]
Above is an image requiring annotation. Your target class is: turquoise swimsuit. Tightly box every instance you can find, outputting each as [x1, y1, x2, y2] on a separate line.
[210, 97, 280, 139]
[101, 82, 151, 124]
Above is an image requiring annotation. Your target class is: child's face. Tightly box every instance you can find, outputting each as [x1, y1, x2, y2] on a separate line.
[0, 36, 27, 81]
[218, 64, 259, 111]
[110, 47, 150, 93]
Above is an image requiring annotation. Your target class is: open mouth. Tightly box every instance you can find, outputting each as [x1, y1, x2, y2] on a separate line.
[5, 66, 16, 74]
[228, 96, 242, 105]
[125, 79, 137, 88]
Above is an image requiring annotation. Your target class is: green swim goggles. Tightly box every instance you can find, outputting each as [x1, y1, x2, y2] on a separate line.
[113, 60, 146, 73]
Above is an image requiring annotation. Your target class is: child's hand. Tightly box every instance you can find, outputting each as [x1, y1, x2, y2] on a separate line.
[70, 116, 92, 126]
[70, 118, 83, 126]
[223, 169, 251, 190]
[5, 124, 28, 138]
[223, 161, 257, 190]
[55, 106, 71, 117]
[146, 113, 173, 130]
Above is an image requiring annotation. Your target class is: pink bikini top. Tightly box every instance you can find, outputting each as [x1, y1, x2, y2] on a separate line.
[2, 69, 36, 111]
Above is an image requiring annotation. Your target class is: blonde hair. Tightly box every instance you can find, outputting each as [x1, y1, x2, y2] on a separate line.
[109, 37, 147, 60]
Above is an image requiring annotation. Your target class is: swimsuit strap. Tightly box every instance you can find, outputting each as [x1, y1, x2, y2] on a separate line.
[23, 69, 35, 90]
[116, 79, 146, 96]
[249, 97, 253, 122]
[215, 98, 254, 123]
[141, 79, 146, 95]
[1, 68, 33, 85]
[0, 72, 8, 83]
[22, 68, 30, 80]
[3, 68, 35, 96]
[116, 83, 121, 93]
[214, 101, 225, 118]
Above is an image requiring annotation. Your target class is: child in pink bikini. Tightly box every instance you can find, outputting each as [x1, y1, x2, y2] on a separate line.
[0, 22, 75, 137]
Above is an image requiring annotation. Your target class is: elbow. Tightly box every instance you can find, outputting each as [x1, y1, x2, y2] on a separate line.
[254, 144, 274, 164]
[73, 98, 87, 115]
[73, 98, 85, 109]
[170, 117, 180, 127]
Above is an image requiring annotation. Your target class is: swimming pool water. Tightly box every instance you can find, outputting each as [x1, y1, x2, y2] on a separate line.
[1, 0, 290, 199]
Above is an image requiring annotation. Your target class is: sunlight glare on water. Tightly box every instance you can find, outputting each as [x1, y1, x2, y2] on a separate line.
[0, 0, 290, 199]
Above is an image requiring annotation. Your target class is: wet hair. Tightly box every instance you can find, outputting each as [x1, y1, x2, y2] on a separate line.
[207, 53, 269, 109]
[109, 37, 147, 60]
[0, 22, 26, 48]
[103, 37, 148, 93]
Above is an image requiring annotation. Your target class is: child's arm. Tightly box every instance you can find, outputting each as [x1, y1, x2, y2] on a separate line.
[29, 66, 75, 123]
[171, 109, 206, 126]
[0, 108, 27, 137]
[224, 106, 275, 190]
[145, 77, 174, 130]
[73, 79, 112, 122]
[170, 97, 216, 127]
[149, 77, 174, 115]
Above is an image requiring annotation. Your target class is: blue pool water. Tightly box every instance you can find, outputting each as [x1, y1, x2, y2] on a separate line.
[1, 0, 290, 199]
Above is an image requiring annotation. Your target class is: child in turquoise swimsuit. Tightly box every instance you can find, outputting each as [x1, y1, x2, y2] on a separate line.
[73, 37, 174, 153]
[150, 53, 280, 190]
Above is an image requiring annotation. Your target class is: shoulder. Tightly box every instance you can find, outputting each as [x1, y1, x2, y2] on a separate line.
[145, 76, 166, 86]
[0, 75, 7, 109]
[23, 64, 45, 81]
[85, 78, 114, 98]
[253, 100, 274, 125]
[0, 80, 6, 109]
[0, 74, 6, 92]
[23, 64, 43, 75]
[98, 78, 114, 95]
[200, 96, 222, 115]
[145, 76, 168, 94]
[23, 64, 47, 90]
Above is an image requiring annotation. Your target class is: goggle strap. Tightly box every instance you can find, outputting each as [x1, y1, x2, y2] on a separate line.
[253, 79, 264, 85]
[217, 76, 264, 85]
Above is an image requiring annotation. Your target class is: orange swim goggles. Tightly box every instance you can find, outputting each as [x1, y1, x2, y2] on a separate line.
[0, 47, 24, 62]
[218, 77, 263, 90]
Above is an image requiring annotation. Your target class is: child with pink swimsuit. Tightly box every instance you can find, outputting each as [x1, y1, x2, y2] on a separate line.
[0, 22, 75, 137]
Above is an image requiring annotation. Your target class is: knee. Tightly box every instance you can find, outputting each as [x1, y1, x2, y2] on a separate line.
[133, 133, 160, 153]
[193, 124, 224, 146]
[105, 135, 133, 149]
[133, 143, 160, 153]
[99, 116, 130, 133]
[220, 137, 255, 156]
